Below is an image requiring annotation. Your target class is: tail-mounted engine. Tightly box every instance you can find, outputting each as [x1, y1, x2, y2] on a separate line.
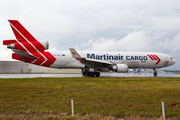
[3, 20, 57, 67]
[3, 40, 49, 51]
[3, 39, 56, 67]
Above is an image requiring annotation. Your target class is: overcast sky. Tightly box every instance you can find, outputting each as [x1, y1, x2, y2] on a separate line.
[0, 0, 180, 70]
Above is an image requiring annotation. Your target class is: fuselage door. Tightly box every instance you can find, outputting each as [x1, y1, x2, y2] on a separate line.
[138, 56, 147, 68]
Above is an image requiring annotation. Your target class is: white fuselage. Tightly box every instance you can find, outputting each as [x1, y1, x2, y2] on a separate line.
[4, 20, 176, 76]
[50, 51, 176, 69]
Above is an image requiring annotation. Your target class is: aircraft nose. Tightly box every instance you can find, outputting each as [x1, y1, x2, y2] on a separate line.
[168, 56, 176, 66]
[170, 59, 176, 65]
[173, 59, 176, 65]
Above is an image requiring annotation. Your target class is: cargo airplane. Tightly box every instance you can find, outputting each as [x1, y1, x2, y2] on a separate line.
[3, 20, 176, 77]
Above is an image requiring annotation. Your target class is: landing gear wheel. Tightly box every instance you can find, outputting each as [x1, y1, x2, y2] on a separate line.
[154, 71, 157, 76]
[83, 72, 86, 76]
[82, 71, 100, 77]
[95, 72, 100, 77]
[82, 71, 89, 77]
[90, 72, 94, 77]
[153, 69, 157, 77]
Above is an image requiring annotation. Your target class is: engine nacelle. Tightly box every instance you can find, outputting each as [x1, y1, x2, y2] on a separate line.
[39, 40, 49, 50]
[110, 64, 128, 73]
[7, 43, 15, 49]
[6, 40, 49, 51]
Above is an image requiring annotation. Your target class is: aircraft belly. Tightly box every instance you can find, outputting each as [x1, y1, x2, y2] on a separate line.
[64, 62, 84, 69]
[50, 60, 84, 69]
[128, 61, 139, 68]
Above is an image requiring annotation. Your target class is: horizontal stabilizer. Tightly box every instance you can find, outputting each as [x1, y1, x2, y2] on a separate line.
[12, 50, 39, 59]
[3, 40, 16, 45]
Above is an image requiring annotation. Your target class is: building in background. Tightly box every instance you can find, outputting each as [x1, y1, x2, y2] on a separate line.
[0, 61, 81, 74]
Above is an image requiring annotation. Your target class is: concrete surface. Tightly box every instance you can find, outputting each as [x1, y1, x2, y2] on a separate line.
[0, 61, 81, 74]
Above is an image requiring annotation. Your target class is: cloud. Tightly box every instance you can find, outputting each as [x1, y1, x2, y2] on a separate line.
[76, 31, 151, 52]
[0, 0, 180, 69]
[0, 46, 14, 61]
[159, 32, 180, 54]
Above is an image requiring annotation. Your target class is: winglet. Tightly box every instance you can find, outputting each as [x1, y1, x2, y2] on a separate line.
[69, 48, 82, 60]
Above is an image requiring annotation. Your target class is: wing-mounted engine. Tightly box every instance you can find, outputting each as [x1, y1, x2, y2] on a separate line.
[110, 64, 128, 72]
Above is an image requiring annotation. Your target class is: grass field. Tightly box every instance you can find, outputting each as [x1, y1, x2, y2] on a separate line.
[0, 77, 179, 119]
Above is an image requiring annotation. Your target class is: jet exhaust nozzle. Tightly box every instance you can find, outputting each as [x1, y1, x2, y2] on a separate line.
[7, 43, 15, 49]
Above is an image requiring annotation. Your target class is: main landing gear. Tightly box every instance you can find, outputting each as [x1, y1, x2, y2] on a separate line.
[153, 69, 157, 77]
[82, 71, 100, 77]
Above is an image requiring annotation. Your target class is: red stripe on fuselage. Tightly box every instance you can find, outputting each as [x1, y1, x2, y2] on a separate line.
[147, 54, 161, 65]
[154, 55, 161, 65]
[147, 55, 154, 60]
[151, 55, 157, 60]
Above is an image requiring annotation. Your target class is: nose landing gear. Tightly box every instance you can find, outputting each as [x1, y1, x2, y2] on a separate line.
[153, 69, 157, 77]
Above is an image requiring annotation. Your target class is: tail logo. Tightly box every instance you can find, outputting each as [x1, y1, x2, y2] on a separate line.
[3, 20, 56, 67]
[147, 54, 161, 65]
[72, 52, 76, 55]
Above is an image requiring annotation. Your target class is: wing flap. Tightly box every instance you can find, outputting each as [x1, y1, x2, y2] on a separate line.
[82, 58, 113, 65]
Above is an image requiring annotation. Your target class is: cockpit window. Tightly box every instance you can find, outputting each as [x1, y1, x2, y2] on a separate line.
[170, 57, 173, 60]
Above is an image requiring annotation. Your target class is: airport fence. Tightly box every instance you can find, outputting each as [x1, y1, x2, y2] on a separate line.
[69, 99, 179, 118]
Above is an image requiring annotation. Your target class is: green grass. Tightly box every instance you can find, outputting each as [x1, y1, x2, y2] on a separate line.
[0, 77, 179, 118]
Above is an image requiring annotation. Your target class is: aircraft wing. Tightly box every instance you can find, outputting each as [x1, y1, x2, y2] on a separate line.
[69, 48, 114, 67]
